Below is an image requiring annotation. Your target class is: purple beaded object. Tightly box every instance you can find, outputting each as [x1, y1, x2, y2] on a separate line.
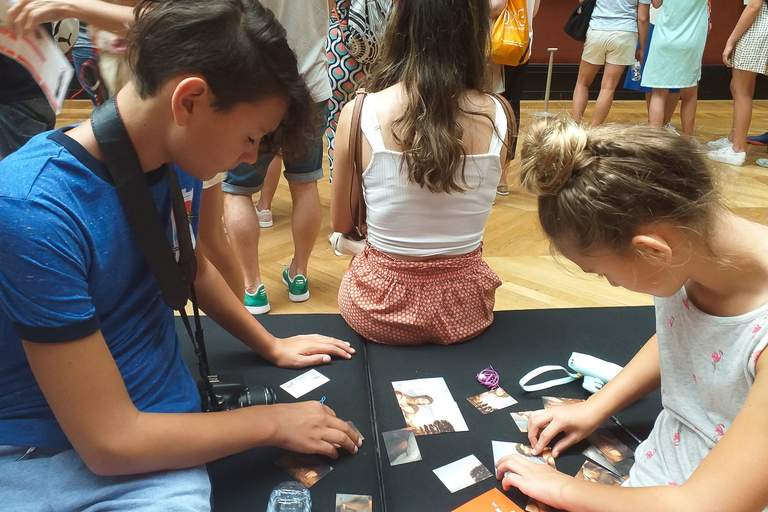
[476, 365, 499, 390]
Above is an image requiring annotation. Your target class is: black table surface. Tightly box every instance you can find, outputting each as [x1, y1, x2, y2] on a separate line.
[178, 306, 661, 512]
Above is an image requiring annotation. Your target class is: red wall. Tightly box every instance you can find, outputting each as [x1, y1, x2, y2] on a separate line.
[528, 0, 743, 66]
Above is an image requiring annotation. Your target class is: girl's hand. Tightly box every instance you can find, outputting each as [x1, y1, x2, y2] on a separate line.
[723, 39, 735, 67]
[271, 334, 355, 368]
[266, 401, 361, 458]
[496, 454, 573, 509]
[7, 0, 72, 38]
[527, 402, 603, 457]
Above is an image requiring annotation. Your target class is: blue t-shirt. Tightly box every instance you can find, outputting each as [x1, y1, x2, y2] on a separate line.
[590, 0, 651, 33]
[0, 128, 203, 449]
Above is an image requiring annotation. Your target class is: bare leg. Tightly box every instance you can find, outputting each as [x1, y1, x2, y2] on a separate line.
[678, 85, 698, 140]
[730, 68, 757, 153]
[572, 60, 601, 123]
[591, 62, 626, 126]
[287, 180, 321, 279]
[256, 156, 281, 212]
[222, 192, 262, 294]
[197, 184, 244, 300]
[664, 92, 680, 125]
[648, 88, 669, 128]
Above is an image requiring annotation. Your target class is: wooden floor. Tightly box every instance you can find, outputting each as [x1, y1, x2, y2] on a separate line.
[58, 98, 768, 314]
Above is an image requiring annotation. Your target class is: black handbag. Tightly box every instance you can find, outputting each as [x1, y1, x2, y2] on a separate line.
[563, 0, 597, 42]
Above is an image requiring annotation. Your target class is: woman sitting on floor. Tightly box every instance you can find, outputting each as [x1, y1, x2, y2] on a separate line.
[330, 0, 513, 346]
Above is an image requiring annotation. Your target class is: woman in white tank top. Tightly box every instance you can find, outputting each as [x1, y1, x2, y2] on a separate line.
[330, 0, 515, 346]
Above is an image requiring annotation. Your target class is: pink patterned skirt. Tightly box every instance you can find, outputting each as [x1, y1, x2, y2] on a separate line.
[338, 244, 501, 345]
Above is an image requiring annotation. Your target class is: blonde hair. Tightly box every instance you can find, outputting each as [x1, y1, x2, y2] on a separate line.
[519, 118, 720, 253]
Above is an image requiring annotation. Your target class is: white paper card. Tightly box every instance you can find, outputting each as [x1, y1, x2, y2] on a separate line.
[280, 369, 330, 399]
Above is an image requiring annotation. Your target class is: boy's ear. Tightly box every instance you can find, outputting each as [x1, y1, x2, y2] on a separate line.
[170, 76, 209, 126]
[631, 227, 673, 264]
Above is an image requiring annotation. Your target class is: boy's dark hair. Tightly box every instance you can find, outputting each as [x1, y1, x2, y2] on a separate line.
[128, 0, 316, 158]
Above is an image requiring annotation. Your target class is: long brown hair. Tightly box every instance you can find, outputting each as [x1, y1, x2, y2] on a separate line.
[519, 118, 721, 253]
[367, 0, 493, 193]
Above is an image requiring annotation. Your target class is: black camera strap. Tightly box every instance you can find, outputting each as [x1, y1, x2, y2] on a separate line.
[90, 97, 220, 410]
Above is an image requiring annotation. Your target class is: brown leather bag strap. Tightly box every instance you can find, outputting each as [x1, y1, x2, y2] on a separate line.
[348, 88, 368, 239]
[490, 92, 517, 164]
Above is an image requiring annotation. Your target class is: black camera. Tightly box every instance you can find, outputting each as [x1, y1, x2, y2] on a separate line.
[198, 374, 277, 412]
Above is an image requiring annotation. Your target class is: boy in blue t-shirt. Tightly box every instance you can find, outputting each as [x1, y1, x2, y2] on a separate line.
[0, 1, 360, 509]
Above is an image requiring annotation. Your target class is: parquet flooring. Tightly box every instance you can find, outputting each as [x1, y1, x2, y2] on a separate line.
[57, 98, 768, 314]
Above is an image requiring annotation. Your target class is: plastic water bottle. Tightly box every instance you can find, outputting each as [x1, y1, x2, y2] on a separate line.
[631, 60, 642, 82]
[266, 481, 312, 512]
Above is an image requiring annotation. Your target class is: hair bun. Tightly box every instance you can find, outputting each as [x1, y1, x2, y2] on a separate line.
[520, 117, 596, 196]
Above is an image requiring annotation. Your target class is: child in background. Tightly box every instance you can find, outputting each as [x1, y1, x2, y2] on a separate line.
[496, 118, 768, 511]
[706, 0, 768, 167]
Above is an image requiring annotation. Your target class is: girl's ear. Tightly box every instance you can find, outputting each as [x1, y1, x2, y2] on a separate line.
[631, 230, 673, 264]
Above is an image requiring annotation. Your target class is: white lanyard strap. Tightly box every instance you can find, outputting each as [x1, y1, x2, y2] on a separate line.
[518, 365, 580, 392]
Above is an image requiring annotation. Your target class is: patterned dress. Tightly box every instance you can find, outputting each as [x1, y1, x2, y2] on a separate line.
[326, 0, 371, 179]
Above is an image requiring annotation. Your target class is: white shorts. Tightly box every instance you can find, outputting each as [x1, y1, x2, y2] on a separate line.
[582, 29, 638, 67]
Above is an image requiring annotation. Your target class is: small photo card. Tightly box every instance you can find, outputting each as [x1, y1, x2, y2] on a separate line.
[541, 396, 585, 409]
[382, 428, 421, 466]
[492, 441, 555, 469]
[280, 369, 330, 399]
[335, 493, 373, 512]
[586, 428, 634, 463]
[346, 420, 365, 441]
[576, 460, 624, 487]
[467, 387, 518, 414]
[510, 411, 533, 433]
[275, 452, 333, 488]
[452, 488, 525, 512]
[433, 455, 493, 493]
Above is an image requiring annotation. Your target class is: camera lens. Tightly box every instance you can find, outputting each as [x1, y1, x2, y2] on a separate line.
[239, 386, 277, 407]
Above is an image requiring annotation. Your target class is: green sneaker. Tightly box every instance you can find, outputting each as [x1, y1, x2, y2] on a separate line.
[282, 268, 309, 302]
[244, 284, 270, 314]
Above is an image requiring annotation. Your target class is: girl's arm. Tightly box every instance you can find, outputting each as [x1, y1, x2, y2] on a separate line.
[329, 99, 361, 235]
[528, 335, 661, 457]
[23, 330, 360, 476]
[723, 0, 763, 67]
[533, 0, 540, 18]
[8, 0, 138, 38]
[651, 0, 662, 9]
[500, 350, 768, 512]
[636, 3, 650, 63]
[490, 0, 505, 19]
[194, 251, 354, 368]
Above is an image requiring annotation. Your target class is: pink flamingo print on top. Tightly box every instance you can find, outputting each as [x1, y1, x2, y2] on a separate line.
[754, 350, 764, 365]
[715, 423, 725, 439]
[711, 350, 723, 372]
[682, 298, 689, 310]
[669, 316, 675, 327]
[673, 428, 681, 447]
[692, 374, 697, 383]
[645, 448, 657, 460]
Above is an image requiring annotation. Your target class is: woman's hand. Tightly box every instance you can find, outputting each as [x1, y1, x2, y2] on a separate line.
[527, 401, 603, 457]
[269, 334, 355, 368]
[496, 454, 574, 509]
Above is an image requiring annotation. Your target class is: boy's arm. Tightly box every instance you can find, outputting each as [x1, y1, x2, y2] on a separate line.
[501, 350, 768, 512]
[23, 331, 360, 476]
[193, 251, 354, 368]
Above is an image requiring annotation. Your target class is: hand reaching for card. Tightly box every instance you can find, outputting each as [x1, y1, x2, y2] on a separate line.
[266, 401, 362, 458]
[527, 401, 604, 457]
[496, 454, 573, 510]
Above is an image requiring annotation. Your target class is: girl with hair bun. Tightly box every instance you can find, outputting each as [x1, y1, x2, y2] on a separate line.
[496, 117, 768, 512]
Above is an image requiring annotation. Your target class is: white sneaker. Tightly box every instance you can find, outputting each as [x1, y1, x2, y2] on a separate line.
[705, 137, 733, 151]
[255, 205, 273, 228]
[664, 123, 680, 136]
[707, 146, 746, 166]
[328, 232, 365, 256]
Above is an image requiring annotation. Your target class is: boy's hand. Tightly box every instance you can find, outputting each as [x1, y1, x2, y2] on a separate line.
[271, 334, 355, 368]
[267, 401, 361, 458]
[496, 454, 573, 509]
[527, 401, 602, 457]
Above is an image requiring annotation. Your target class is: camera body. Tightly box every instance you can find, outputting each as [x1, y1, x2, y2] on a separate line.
[568, 352, 623, 394]
[198, 374, 277, 412]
